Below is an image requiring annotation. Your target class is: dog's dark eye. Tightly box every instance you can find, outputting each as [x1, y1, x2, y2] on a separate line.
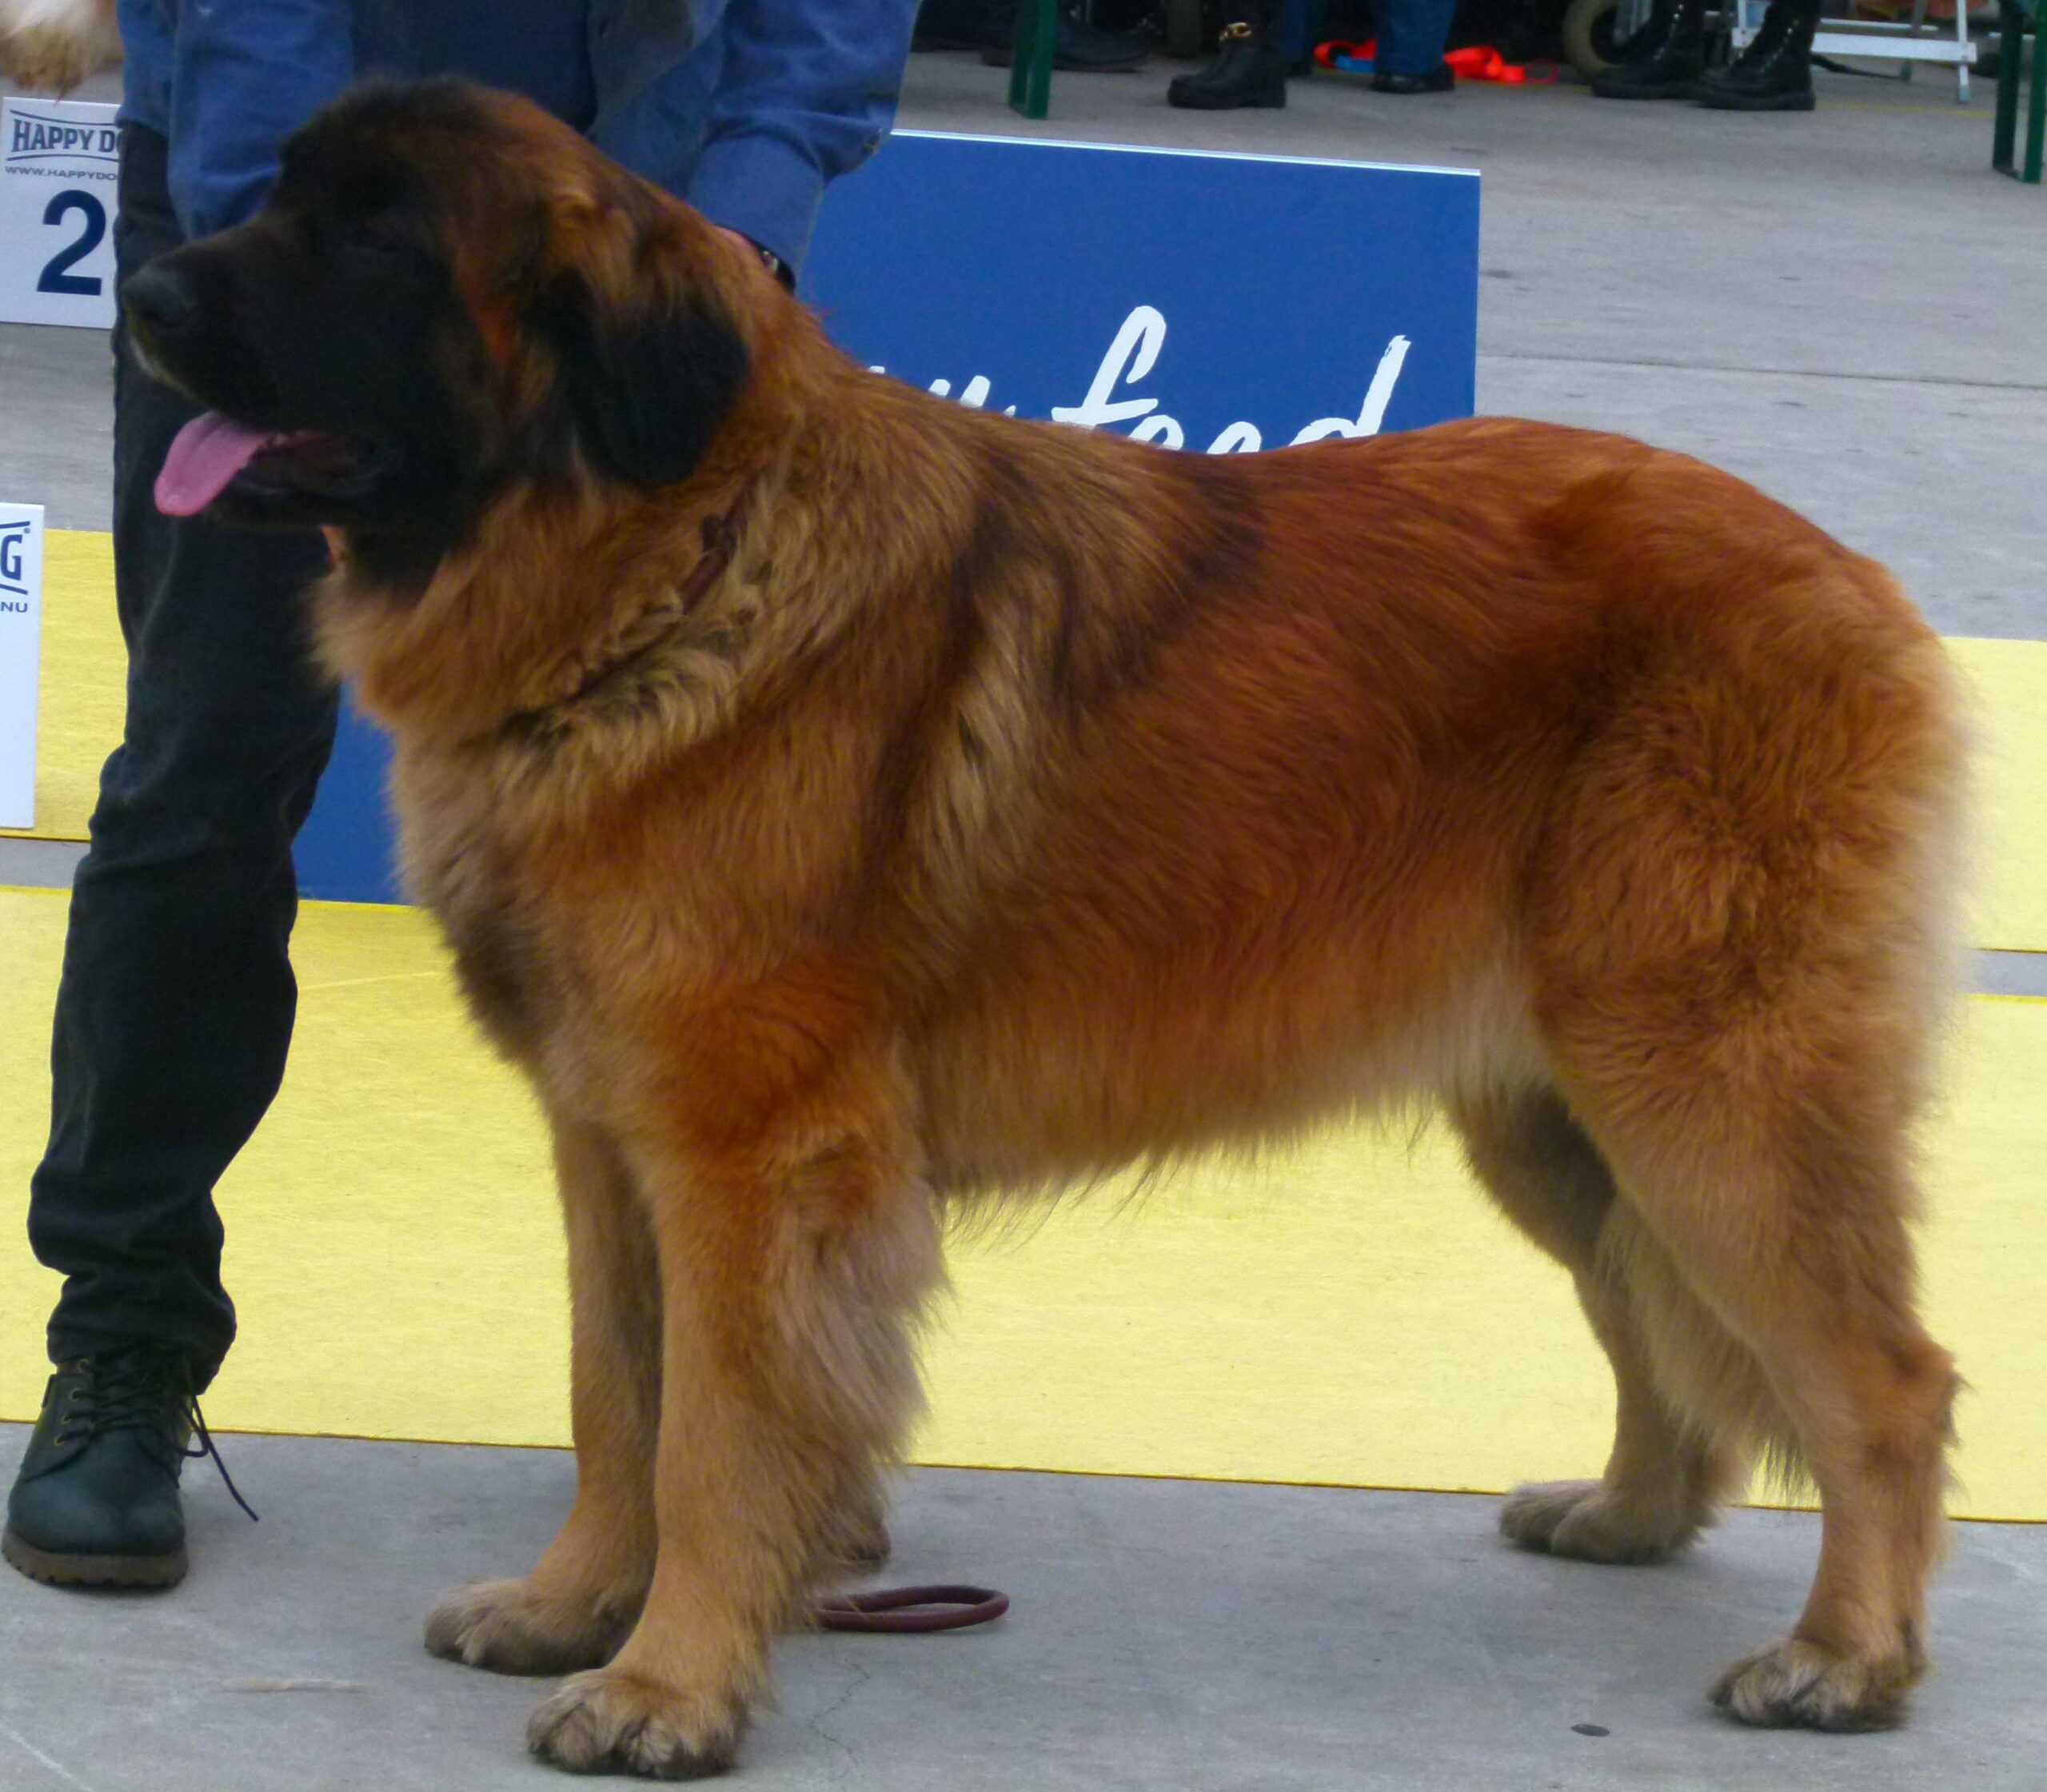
[333, 212, 412, 258]
[348, 224, 408, 257]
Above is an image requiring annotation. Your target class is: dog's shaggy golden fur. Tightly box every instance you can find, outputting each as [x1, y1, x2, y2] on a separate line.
[137, 83, 1965, 1778]
[0, 0, 119, 93]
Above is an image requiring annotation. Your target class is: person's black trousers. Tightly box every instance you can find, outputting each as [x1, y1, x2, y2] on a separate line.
[28, 124, 338, 1388]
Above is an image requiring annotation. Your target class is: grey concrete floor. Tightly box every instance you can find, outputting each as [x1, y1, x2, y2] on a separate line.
[3, 46, 2046, 1792]
[2, 1427, 2045, 1792]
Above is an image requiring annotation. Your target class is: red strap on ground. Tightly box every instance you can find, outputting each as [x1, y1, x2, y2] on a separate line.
[1315, 37, 1377, 67]
[812, 1584, 1011, 1634]
[1314, 39, 1558, 82]
[1443, 45, 1562, 82]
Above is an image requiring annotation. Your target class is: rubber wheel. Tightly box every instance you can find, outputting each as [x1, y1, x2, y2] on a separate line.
[1561, 0, 1630, 78]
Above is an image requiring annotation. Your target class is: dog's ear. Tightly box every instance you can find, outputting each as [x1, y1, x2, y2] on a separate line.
[533, 266, 751, 488]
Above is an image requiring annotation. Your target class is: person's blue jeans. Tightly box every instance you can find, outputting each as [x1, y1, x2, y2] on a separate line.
[1282, 0, 1455, 77]
[1281, 0, 1330, 62]
[27, 123, 337, 1388]
[1374, 0, 1458, 74]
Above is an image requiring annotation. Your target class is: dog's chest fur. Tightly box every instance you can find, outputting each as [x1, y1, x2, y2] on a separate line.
[393, 744, 565, 1071]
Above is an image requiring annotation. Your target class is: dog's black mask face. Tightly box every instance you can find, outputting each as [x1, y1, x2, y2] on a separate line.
[122, 107, 493, 578]
[122, 80, 752, 585]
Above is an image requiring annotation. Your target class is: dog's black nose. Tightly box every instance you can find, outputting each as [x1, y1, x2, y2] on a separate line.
[122, 262, 201, 340]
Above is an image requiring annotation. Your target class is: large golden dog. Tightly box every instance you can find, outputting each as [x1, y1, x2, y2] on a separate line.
[0, 0, 120, 94]
[122, 81, 1965, 1778]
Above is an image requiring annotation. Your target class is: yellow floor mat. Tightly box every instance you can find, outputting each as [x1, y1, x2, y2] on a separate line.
[3, 888, 2042, 1520]
[8, 530, 2045, 952]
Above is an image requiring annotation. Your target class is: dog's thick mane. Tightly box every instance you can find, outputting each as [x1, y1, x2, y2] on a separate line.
[317, 263, 1263, 837]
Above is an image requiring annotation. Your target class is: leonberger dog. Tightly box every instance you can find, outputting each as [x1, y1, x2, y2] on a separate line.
[0, 0, 120, 94]
[122, 80, 1965, 1778]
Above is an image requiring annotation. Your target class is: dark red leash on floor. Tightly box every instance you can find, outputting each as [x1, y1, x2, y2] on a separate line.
[812, 1584, 1010, 1634]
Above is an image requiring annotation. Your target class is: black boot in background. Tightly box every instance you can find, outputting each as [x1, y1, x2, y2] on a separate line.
[982, 2, 1152, 71]
[913, 0, 984, 50]
[1693, 0, 1821, 108]
[1590, 0, 1708, 97]
[1168, 1, 1288, 108]
[4, 1345, 203, 1587]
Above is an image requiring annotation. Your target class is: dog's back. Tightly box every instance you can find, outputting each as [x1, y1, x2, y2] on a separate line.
[907, 417, 1960, 1192]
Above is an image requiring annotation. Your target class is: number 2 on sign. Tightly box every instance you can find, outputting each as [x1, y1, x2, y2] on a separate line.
[38, 190, 106, 297]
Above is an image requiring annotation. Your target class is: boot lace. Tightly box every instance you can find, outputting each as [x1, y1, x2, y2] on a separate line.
[56, 1347, 258, 1523]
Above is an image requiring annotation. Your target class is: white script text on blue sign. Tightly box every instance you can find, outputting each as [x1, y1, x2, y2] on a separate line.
[885, 305, 1411, 455]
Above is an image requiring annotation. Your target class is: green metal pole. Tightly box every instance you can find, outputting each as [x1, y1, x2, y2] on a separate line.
[1993, 0, 2018, 172]
[2026, 10, 2045, 182]
[1008, 0, 1058, 119]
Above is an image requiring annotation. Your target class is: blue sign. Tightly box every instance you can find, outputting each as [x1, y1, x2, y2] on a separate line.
[295, 131, 1480, 904]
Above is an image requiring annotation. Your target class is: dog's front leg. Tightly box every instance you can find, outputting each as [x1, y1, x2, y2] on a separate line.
[525, 1067, 942, 1778]
[429, 1106, 661, 1674]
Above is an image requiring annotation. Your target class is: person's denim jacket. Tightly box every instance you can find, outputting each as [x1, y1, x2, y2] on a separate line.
[114, 0, 917, 273]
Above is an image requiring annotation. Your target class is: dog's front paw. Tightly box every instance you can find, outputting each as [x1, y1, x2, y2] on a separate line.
[1711, 1636, 1917, 1732]
[844, 1510, 892, 1571]
[527, 1666, 744, 1779]
[1498, 1479, 1702, 1565]
[425, 1577, 628, 1676]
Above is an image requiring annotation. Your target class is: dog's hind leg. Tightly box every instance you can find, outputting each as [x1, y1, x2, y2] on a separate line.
[1522, 597, 1963, 1730]
[1452, 1087, 1750, 1564]
[428, 1108, 662, 1674]
[524, 1040, 942, 1779]
[1557, 1051, 1956, 1733]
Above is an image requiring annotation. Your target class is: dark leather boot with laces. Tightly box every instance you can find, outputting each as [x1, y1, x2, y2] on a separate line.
[1590, 0, 1708, 97]
[1168, 2, 1288, 109]
[982, 2, 1151, 72]
[2, 1344, 242, 1588]
[1693, 0, 1820, 108]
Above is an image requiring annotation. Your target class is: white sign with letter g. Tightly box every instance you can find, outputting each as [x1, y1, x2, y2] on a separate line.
[0, 501, 44, 831]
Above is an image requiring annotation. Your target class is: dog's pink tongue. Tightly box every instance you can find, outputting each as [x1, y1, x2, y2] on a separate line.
[155, 413, 277, 516]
